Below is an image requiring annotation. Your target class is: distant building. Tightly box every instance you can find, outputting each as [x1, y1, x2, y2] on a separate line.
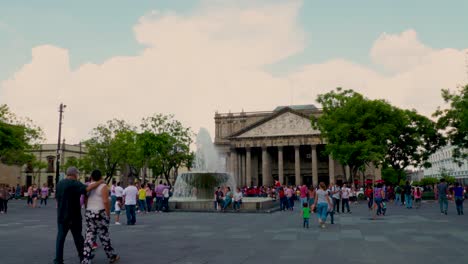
[214, 105, 381, 187]
[0, 163, 21, 187]
[22, 143, 87, 188]
[423, 145, 468, 184]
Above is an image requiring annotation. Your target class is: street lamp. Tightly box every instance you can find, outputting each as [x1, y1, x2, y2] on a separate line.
[55, 103, 66, 187]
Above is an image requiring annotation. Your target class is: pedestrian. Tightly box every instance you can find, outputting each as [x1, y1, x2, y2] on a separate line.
[40, 183, 49, 207]
[162, 184, 170, 212]
[15, 184, 21, 199]
[308, 186, 316, 207]
[233, 187, 243, 211]
[453, 182, 464, 215]
[110, 180, 117, 214]
[145, 183, 153, 213]
[404, 181, 413, 209]
[123, 181, 138, 225]
[27, 185, 33, 207]
[437, 178, 449, 215]
[341, 183, 351, 213]
[137, 184, 146, 213]
[285, 186, 294, 210]
[394, 185, 402, 205]
[299, 185, 308, 206]
[0, 185, 10, 214]
[373, 183, 385, 219]
[154, 181, 165, 213]
[414, 187, 423, 209]
[301, 202, 310, 228]
[114, 182, 124, 204]
[279, 187, 287, 211]
[330, 182, 341, 214]
[81, 170, 120, 264]
[53, 167, 103, 264]
[114, 198, 122, 225]
[222, 187, 233, 212]
[214, 187, 223, 210]
[311, 182, 333, 229]
[31, 184, 39, 208]
[365, 185, 373, 210]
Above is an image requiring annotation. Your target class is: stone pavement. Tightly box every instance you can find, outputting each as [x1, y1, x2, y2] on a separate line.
[0, 200, 466, 264]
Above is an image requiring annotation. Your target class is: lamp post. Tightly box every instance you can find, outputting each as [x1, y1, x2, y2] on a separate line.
[55, 103, 66, 187]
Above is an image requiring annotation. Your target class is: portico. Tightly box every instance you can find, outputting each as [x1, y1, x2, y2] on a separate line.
[215, 105, 381, 187]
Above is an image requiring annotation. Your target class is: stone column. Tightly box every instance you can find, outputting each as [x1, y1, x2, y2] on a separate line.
[328, 155, 335, 185]
[230, 148, 237, 179]
[294, 145, 301, 186]
[262, 147, 268, 186]
[278, 146, 284, 185]
[311, 145, 318, 186]
[246, 147, 252, 187]
[237, 152, 242, 186]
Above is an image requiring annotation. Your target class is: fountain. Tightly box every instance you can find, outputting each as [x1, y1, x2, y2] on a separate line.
[169, 128, 277, 212]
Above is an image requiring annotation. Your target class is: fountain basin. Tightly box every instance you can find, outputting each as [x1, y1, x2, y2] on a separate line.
[169, 197, 279, 213]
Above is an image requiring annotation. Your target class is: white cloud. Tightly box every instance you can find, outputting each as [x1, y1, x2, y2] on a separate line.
[0, 1, 467, 144]
[370, 29, 434, 73]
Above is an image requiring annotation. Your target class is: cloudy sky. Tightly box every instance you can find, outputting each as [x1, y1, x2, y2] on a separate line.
[1, 0, 467, 144]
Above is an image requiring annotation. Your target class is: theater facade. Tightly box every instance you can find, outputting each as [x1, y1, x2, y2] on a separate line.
[214, 105, 380, 187]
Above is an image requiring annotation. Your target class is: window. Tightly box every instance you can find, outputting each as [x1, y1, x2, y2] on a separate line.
[47, 156, 55, 173]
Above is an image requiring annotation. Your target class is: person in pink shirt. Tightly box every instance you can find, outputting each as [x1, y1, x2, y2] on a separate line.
[285, 186, 294, 210]
[40, 183, 49, 207]
[300, 185, 308, 206]
[414, 187, 423, 209]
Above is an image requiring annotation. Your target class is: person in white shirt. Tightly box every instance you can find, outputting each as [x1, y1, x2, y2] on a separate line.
[122, 181, 138, 225]
[331, 183, 341, 213]
[81, 170, 119, 264]
[110, 180, 117, 214]
[233, 187, 243, 211]
[114, 182, 124, 200]
[341, 183, 351, 213]
[162, 184, 170, 212]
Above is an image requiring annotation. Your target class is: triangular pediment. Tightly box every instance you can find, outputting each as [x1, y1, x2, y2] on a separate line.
[232, 109, 320, 138]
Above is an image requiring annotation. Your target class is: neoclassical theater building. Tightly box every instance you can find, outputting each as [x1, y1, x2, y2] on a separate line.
[214, 105, 381, 187]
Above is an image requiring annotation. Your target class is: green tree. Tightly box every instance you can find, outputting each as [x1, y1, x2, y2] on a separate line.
[316, 88, 397, 182]
[81, 119, 136, 183]
[385, 108, 445, 183]
[0, 104, 43, 165]
[30, 158, 47, 186]
[420, 177, 439, 186]
[316, 88, 444, 184]
[141, 114, 194, 184]
[434, 84, 468, 164]
[381, 166, 405, 185]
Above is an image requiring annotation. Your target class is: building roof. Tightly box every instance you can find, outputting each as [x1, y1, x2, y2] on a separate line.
[273, 104, 318, 112]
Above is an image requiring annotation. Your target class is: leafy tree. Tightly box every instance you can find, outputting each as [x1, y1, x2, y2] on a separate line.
[141, 114, 194, 185]
[81, 119, 136, 183]
[381, 166, 405, 185]
[316, 88, 397, 182]
[30, 159, 47, 186]
[434, 84, 468, 164]
[420, 177, 439, 186]
[316, 88, 444, 184]
[0, 104, 43, 165]
[385, 108, 445, 183]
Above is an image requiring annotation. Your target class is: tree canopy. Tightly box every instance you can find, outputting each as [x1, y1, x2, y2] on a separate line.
[78, 115, 194, 185]
[0, 104, 43, 165]
[434, 84, 468, 164]
[316, 88, 444, 183]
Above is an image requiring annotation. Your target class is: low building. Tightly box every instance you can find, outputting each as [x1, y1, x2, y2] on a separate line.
[22, 143, 87, 188]
[214, 105, 381, 187]
[423, 145, 468, 184]
[0, 163, 21, 187]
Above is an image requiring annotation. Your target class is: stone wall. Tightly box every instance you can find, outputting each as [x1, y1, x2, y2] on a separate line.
[0, 163, 21, 187]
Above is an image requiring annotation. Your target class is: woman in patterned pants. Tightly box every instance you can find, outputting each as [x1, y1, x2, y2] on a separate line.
[82, 170, 120, 264]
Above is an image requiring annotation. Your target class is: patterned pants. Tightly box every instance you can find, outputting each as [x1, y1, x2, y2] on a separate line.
[81, 210, 116, 264]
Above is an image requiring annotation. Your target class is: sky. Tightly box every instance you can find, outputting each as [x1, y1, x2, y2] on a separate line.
[1, 0, 467, 143]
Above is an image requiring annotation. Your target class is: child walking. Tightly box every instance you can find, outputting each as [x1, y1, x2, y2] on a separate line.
[302, 203, 310, 228]
[114, 199, 122, 225]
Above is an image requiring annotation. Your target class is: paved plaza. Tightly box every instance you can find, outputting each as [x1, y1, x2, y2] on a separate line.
[0, 200, 467, 264]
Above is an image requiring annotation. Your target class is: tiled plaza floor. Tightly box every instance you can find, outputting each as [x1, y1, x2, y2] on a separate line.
[0, 200, 466, 264]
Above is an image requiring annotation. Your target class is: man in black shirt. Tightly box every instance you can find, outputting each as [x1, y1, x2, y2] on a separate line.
[54, 167, 103, 264]
[404, 181, 413, 209]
